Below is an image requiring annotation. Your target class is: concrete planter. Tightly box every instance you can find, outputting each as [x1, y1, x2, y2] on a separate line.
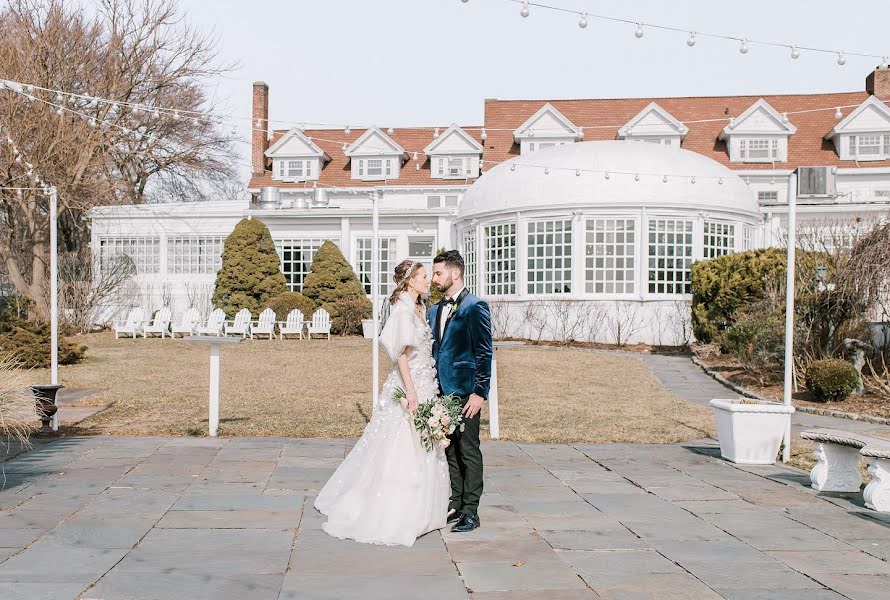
[361, 319, 375, 339]
[710, 399, 795, 465]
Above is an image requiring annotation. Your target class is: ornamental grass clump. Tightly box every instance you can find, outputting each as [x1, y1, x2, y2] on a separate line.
[0, 353, 35, 450]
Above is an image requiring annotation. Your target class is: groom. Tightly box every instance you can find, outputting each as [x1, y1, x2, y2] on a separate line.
[429, 250, 492, 533]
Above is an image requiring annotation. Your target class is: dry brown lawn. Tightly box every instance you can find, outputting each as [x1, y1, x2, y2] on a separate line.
[20, 332, 717, 444]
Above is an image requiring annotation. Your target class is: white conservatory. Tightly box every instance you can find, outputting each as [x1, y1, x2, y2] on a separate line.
[454, 141, 762, 345]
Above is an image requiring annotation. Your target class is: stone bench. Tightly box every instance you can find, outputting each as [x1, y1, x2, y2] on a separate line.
[801, 428, 890, 512]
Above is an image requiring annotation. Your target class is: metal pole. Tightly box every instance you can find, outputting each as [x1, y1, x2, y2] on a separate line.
[371, 190, 380, 409]
[209, 342, 220, 437]
[782, 173, 798, 463]
[488, 349, 500, 438]
[49, 187, 59, 431]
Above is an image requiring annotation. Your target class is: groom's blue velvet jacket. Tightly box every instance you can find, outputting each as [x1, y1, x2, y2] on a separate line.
[428, 291, 493, 400]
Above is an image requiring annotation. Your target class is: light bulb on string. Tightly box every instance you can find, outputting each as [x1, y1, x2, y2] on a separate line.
[433, 128, 440, 138]
[578, 13, 588, 29]
[173, 111, 180, 121]
[386, 127, 394, 135]
[782, 113, 789, 124]
[255, 119, 262, 128]
[718, 177, 724, 185]
[739, 39, 749, 54]
[837, 51, 847, 66]
[55, 106, 64, 115]
[634, 173, 640, 182]
[663, 175, 668, 183]
[686, 32, 696, 47]
[835, 107, 843, 120]
[54, 93, 63, 103]
[691, 176, 696, 184]
[604, 172, 610, 180]
[544, 167, 549, 175]
[770, 177, 776, 185]
[480, 128, 487, 141]
[344, 125, 351, 136]
[510, 164, 516, 172]
[791, 45, 800, 60]
[634, 23, 644, 38]
[520, 1, 529, 18]
[413, 152, 419, 161]
[882, 57, 889, 69]
[231, 124, 238, 136]
[153, 109, 161, 119]
[575, 169, 580, 176]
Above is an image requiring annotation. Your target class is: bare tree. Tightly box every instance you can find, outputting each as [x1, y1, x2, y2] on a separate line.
[580, 302, 609, 343]
[488, 300, 513, 340]
[521, 300, 548, 343]
[669, 299, 694, 347]
[57, 248, 136, 332]
[546, 299, 587, 344]
[0, 0, 239, 319]
[607, 301, 646, 347]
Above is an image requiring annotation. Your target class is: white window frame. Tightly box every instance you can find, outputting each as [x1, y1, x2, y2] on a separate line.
[167, 236, 225, 275]
[274, 238, 327, 292]
[99, 236, 160, 275]
[647, 218, 694, 295]
[355, 237, 397, 298]
[585, 218, 636, 295]
[847, 134, 890, 160]
[447, 157, 464, 178]
[484, 223, 516, 296]
[630, 137, 675, 147]
[738, 137, 780, 163]
[526, 219, 572, 295]
[462, 229, 478, 293]
[703, 221, 736, 259]
[757, 190, 779, 203]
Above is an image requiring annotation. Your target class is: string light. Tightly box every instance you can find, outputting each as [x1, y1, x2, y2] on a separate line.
[578, 13, 588, 29]
[835, 107, 843, 120]
[837, 52, 847, 66]
[686, 32, 696, 48]
[634, 23, 644, 38]
[520, 1, 529, 18]
[739, 39, 749, 54]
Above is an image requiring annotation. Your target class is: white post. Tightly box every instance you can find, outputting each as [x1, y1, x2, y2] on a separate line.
[488, 349, 499, 438]
[371, 190, 380, 409]
[49, 187, 59, 431]
[782, 173, 798, 463]
[208, 342, 220, 437]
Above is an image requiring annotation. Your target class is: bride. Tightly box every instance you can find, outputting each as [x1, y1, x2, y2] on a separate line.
[314, 260, 449, 546]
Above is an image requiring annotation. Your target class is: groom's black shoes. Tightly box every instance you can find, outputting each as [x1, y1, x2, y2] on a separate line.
[451, 513, 480, 533]
[446, 508, 461, 524]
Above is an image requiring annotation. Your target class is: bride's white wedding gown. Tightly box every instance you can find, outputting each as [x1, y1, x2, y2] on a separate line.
[314, 293, 449, 547]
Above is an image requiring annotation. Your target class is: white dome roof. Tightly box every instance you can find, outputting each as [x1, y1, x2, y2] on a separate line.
[458, 141, 759, 219]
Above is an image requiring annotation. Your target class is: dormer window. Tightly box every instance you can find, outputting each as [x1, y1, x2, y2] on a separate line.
[848, 134, 890, 159]
[424, 125, 484, 180]
[720, 99, 795, 164]
[513, 103, 582, 155]
[265, 128, 329, 182]
[345, 127, 406, 181]
[826, 97, 890, 161]
[618, 103, 686, 148]
[739, 138, 779, 161]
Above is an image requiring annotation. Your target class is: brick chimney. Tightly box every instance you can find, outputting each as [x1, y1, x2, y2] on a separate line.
[252, 81, 269, 175]
[866, 66, 890, 99]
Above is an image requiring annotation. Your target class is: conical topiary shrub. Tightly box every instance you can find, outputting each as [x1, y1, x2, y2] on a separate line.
[301, 240, 371, 335]
[212, 218, 287, 317]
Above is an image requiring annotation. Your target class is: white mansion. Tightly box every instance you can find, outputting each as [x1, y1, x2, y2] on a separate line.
[90, 67, 890, 344]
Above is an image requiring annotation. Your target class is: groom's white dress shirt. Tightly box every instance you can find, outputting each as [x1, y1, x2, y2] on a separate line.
[439, 286, 464, 339]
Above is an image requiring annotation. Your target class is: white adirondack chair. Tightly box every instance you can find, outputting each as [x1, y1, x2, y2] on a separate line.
[250, 308, 277, 340]
[308, 308, 331, 340]
[196, 308, 225, 336]
[113, 307, 145, 339]
[171, 307, 200, 338]
[225, 308, 252, 338]
[278, 309, 305, 341]
[142, 307, 172, 338]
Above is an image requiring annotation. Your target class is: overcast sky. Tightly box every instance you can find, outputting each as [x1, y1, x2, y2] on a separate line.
[178, 0, 890, 180]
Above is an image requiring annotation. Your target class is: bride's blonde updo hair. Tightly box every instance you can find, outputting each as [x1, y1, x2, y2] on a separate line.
[389, 259, 425, 307]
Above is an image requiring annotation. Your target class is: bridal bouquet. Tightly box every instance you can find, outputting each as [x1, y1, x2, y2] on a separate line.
[393, 388, 465, 452]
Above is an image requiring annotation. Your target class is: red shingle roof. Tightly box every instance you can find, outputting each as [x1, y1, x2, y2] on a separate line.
[247, 91, 890, 190]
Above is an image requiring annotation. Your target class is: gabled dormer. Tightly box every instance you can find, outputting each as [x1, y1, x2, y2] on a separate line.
[423, 124, 484, 180]
[345, 127, 407, 181]
[265, 128, 330, 182]
[825, 96, 890, 161]
[513, 103, 582, 155]
[617, 102, 686, 147]
[719, 99, 796, 163]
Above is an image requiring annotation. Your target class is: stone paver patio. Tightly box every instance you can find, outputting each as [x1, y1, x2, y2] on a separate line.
[1, 436, 889, 599]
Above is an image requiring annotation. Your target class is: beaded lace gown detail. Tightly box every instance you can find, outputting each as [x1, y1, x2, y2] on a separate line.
[314, 293, 449, 546]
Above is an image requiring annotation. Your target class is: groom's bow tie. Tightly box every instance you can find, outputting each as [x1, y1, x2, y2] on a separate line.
[442, 297, 456, 305]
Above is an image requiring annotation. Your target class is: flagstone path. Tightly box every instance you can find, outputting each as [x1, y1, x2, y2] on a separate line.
[1, 436, 888, 600]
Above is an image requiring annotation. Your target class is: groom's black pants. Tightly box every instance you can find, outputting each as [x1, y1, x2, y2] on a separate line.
[446, 399, 483, 517]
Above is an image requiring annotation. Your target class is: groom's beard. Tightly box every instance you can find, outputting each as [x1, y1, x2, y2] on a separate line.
[433, 276, 453, 293]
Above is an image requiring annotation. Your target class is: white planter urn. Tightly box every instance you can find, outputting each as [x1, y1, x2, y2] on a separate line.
[710, 399, 795, 465]
[361, 319, 375, 339]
